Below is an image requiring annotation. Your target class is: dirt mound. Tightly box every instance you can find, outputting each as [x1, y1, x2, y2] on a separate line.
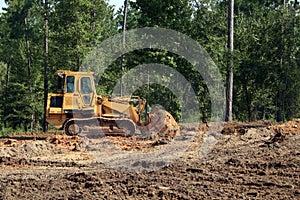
[159, 109, 180, 138]
[220, 119, 300, 136]
[269, 119, 300, 136]
[180, 122, 209, 132]
[46, 135, 83, 151]
[0, 140, 62, 158]
[221, 120, 274, 135]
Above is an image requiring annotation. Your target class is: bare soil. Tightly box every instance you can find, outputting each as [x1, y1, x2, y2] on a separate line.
[0, 120, 299, 199]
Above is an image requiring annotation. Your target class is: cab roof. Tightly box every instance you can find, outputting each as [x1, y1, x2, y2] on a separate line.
[56, 70, 94, 76]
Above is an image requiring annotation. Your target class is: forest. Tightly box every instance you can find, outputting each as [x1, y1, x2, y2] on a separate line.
[0, 0, 299, 133]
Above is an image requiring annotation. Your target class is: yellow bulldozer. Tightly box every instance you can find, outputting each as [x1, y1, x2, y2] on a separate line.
[46, 70, 179, 138]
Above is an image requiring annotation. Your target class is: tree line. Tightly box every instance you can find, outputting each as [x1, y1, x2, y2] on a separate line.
[0, 0, 299, 133]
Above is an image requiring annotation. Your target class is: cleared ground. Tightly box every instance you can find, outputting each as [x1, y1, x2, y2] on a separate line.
[0, 120, 299, 199]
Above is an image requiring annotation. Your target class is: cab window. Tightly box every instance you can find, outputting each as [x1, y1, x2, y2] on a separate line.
[66, 76, 74, 93]
[80, 77, 92, 94]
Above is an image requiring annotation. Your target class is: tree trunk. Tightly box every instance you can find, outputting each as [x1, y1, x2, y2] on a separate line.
[225, 0, 234, 122]
[120, 0, 128, 96]
[25, 17, 35, 132]
[276, 0, 286, 122]
[4, 62, 10, 128]
[243, 80, 251, 121]
[43, 0, 49, 132]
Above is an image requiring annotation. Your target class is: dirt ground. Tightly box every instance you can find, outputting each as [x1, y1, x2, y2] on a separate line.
[0, 120, 299, 199]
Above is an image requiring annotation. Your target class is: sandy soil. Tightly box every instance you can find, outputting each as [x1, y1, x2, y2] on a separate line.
[0, 120, 299, 199]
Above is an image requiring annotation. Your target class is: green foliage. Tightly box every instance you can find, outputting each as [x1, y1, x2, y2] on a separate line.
[50, 0, 117, 70]
[0, 0, 117, 133]
[133, 0, 193, 33]
[0, 0, 300, 134]
[232, 0, 300, 121]
[101, 0, 300, 122]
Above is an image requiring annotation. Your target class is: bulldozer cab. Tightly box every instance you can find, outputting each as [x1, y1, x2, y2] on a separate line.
[47, 70, 96, 125]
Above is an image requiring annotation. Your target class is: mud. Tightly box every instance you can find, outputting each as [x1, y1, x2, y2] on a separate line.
[0, 120, 299, 199]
